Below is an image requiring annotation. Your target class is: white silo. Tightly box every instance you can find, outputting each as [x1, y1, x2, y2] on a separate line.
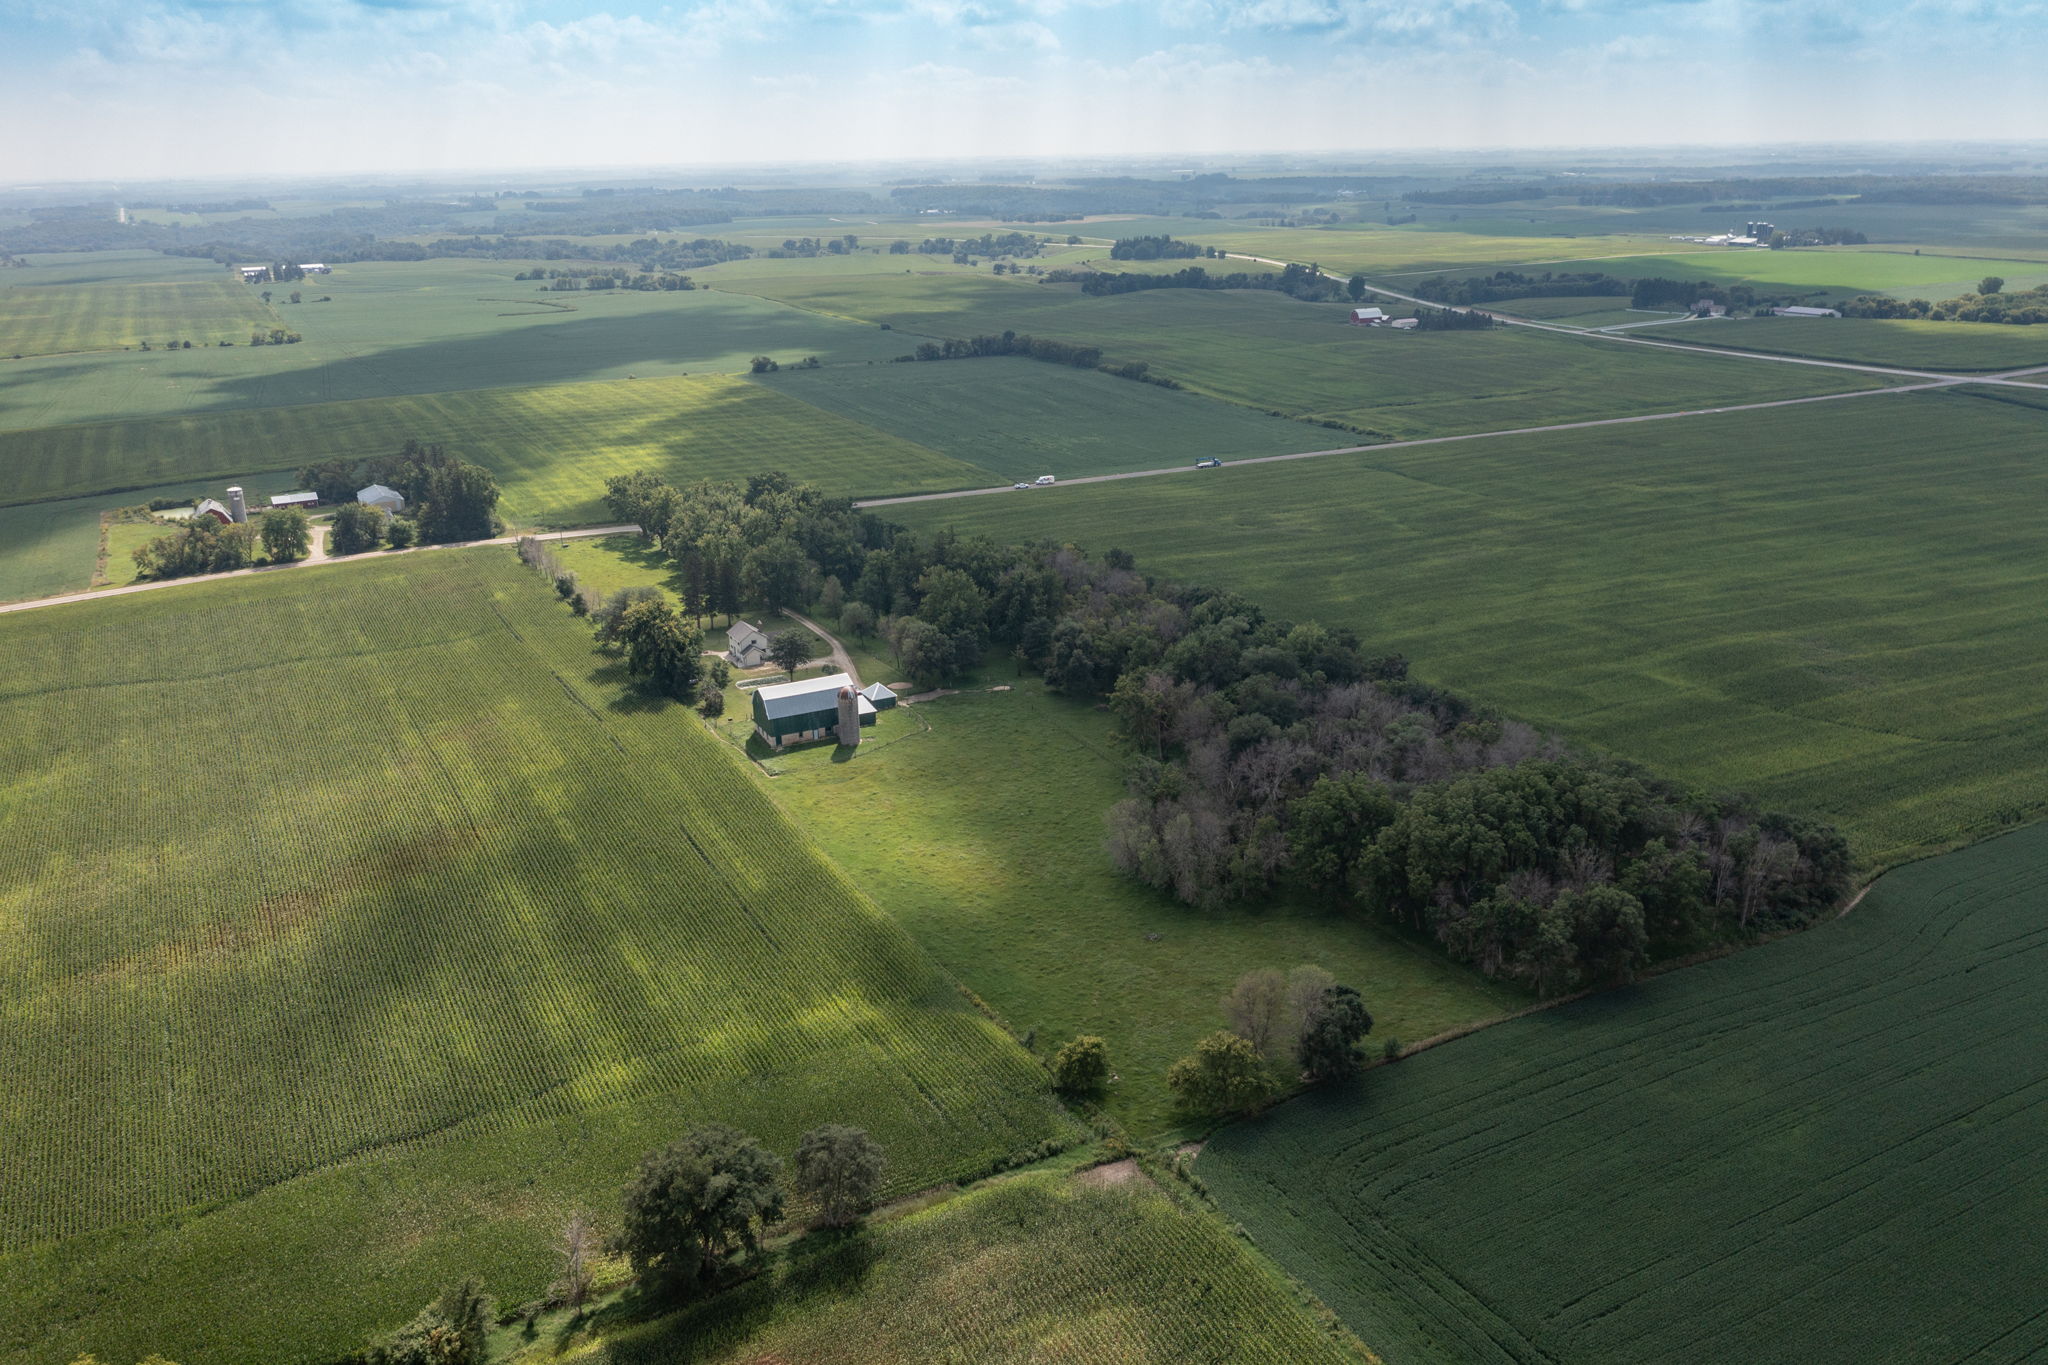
[226, 486, 248, 523]
[836, 686, 861, 747]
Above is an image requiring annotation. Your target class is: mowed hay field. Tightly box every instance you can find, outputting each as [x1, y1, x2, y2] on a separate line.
[0, 551, 1072, 1365]
[0, 373, 987, 522]
[713, 274, 1892, 438]
[520, 1170, 1360, 1364]
[888, 389, 2048, 866]
[757, 358, 1336, 480]
[0, 251, 276, 355]
[1197, 822, 2048, 1365]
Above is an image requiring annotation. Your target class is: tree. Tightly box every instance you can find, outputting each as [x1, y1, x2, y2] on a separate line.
[1167, 1031, 1270, 1115]
[791, 1124, 886, 1227]
[550, 1213, 600, 1314]
[329, 502, 386, 555]
[745, 537, 809, 614]
[1981, 275, 2006, 296]
[619, 598, 704, 700]
[817, 574, 846, 618]
[618, 1124, 785, 1297]
[385, 517, 416, 549]
[749, 355, 779, 373]
[1221, 969, 1289, 1060]
[1284, 965, 1336, 1046]
[364, 1279, 492, 1365]
[1346, 274, 1367, 302]
[767, 628, 816, 680]
[1297, 984, 1372, 1081]
[840, 600, 876, 640]
[260, 507, 310, 563]
[1051, 1034, 1110, 1097]
[415, 459, 499, 544]
[698, 677, 726, 717]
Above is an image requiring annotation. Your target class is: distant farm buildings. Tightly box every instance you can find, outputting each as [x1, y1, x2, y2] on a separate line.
[726, 620, 771, 668]
[300, 263, 332, 274]
[269, 491, 320, 510]
[751, 672, 877, 750]
[1350, 307, 1388, 325]
[1775, 305, 1842, 318]
[356, 483, 405, 513]
[195, 498, 233, 525]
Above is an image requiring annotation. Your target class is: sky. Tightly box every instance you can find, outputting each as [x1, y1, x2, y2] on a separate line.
[5, 0, 2048, 182]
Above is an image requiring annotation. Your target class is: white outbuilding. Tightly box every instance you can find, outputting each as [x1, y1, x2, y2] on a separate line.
[356, 483, 406, 513]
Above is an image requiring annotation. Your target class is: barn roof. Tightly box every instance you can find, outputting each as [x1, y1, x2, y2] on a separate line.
[270, 491, 319, 507]
[753, 672, 856, 721]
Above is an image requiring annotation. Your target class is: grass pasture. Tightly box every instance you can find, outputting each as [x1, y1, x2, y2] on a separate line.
[0, 551, 1072, 1364]
[0, 373, 985, 523]
[517, 1170, 1360, 1364]
[0, 251, 275, 355]
[887, 388, 2048, 866]
[758, 358, 1336, 480]
[759, 675, 1520, 1138]
[1198, 822, 2048, 1365]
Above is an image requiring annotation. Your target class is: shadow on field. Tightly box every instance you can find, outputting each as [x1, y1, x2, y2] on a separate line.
[561, 1228, 881, 1361]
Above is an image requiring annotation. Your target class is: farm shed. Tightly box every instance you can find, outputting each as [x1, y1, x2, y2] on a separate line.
[269, 491, 320, 510]
[356, 483, 405, 513]
[860, 682, 898, 710]
[752, 672, 875, 750]
[1775, 305, 1841, 318]
[1388, 317, 1419, 330]
[727, 620, 771, 668]
[1349, 307, 1387, 325]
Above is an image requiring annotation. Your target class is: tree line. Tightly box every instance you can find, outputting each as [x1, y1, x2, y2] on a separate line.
[512, 265, 694, 290]
[296, 440, 502, 546]
[1413, 270, 1631, 306]
[1062, 261, 1343, 303]
[1840, 277, 2048, 324]
[1109, 234, 1203, 260]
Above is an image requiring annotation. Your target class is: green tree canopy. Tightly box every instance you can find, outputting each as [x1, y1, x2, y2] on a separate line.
[619, 1124, 785, 1297]
[1297, 984, 1373, 1082]
[620, 597, 705, 700]
[1167, 1031, 1269, 1115]
[768, 628, 817, 679]
[328, 503, 386, 556]
[259, 507, 310, 563]
[791, 1124, 886, 1228]
[1051, 1034, 1111, 1097]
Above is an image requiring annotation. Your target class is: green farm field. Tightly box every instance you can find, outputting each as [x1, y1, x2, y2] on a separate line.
[1403, 246, 2048, 297]
[1197, 821, 2048, 1365]
[1649, 315, 2048, 371]
[759, 675, 1520, 1138]
[1175, 225, 1680, 276]
[758, 358, 1336, 480]
[0, 372, 985, 523]
[0, 251, 275, 355]
[887, 388, 2048, 866]
[713, 274, 1891, 436]
[515, 1170, 1360, 1364]
[0, 551, 1072, 1365]
[0, 259, 908, 432]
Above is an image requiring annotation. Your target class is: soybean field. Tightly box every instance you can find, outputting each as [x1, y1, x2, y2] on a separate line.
[1197, 821, 2048, 1365]
[1646, 315, 2048, 371]
[887, 387, 2048, 866]
[0, 551, 1072, 1365]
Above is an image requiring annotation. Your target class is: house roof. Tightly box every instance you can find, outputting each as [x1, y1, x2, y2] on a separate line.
[752, 672, 856, 721]
[728, 619, 767, 646]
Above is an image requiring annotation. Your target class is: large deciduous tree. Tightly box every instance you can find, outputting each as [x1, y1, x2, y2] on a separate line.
[618, 1124, 785, 1298]
[259, 507, 310, 563]
[791, 1124, 886, 1228]
[620, 598, 704, 700]
[1167, 1031, 1269, 1116]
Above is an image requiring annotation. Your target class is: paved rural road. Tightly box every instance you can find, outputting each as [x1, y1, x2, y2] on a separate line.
[782, 609, 861, 687]
[0, 524, 640, 617]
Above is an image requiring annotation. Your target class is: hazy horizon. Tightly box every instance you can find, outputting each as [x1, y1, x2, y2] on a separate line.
[7, 0, 2047, 184]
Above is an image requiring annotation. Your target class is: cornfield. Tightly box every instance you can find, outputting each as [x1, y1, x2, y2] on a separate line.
[0, 550, 1073, 1363]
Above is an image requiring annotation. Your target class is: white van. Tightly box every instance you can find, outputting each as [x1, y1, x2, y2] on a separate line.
[1033, 474, 1056, 485]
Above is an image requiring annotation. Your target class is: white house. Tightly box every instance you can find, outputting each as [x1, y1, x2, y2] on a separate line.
[356, 483, 405, 513]
[726, 619, 771, 668]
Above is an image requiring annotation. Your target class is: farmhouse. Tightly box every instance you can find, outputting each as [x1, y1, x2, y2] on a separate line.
[269, 491, 320, 510]
[1776, 305, 1842, 318]
[356, 483, 405, 513]
[751, 672, 876, 749]
[727, 619, 771, 667]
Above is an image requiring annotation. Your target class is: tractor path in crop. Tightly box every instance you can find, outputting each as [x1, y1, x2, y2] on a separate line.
[0, 524, 641, 616]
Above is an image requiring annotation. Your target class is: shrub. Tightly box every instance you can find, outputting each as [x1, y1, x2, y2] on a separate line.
[1051, 1034, 1111, 1097]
